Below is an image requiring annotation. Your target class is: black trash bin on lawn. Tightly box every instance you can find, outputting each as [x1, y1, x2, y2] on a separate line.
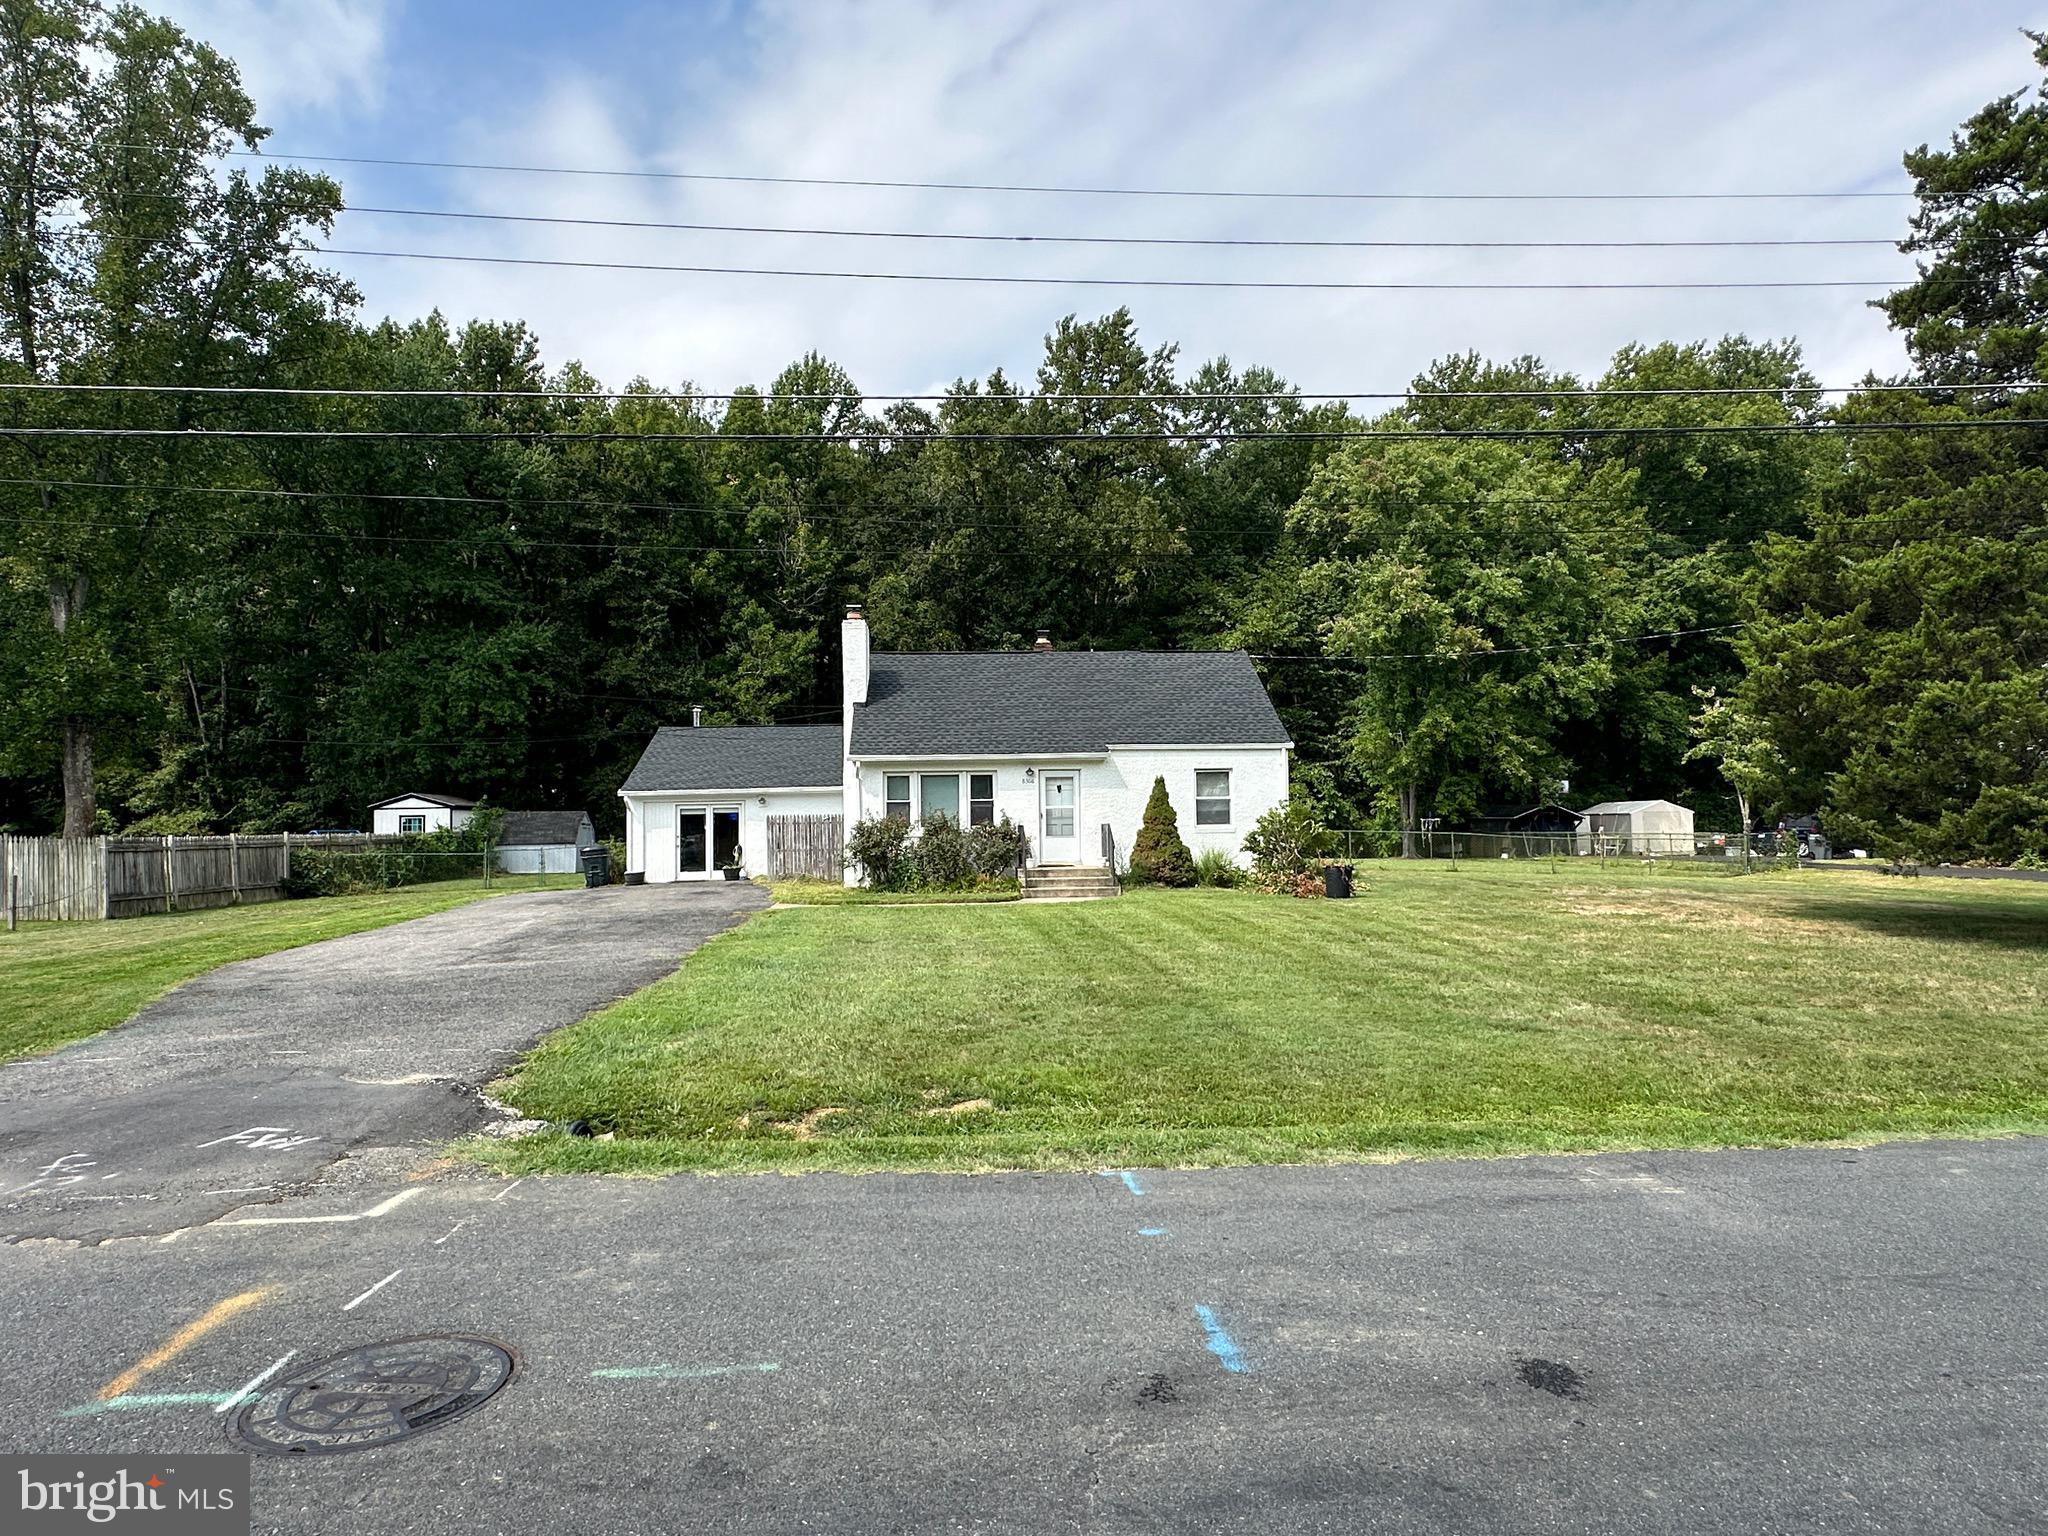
[1323, 862, 1355, 899]
[579, 845, 610, 888]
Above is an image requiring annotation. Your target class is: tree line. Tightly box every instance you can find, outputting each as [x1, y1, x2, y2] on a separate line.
[0, 1, 2040, 863]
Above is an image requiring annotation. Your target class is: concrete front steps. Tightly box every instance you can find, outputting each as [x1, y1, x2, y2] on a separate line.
[1020, 865, 1120, 901]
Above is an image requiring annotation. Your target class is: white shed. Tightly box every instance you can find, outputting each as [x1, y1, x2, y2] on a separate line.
[496, 810, 598, 874]
[369, 791, 476, 836]
[1577, 799, 1696, 855]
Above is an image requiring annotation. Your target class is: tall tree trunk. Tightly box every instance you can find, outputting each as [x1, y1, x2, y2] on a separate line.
[1736, 786, 1751, 872]
[1399, 783, 1418, 856]
[48, 572, 95, 835]
[60, 718, 94, 836]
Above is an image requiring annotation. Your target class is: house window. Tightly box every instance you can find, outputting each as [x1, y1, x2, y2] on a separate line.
[1195, 770, 1231, 826]
[399, 814, 427, 834]
[969, 773, 995, 827]
[884, 775, 912, 822]
[920, 773, 960, 824]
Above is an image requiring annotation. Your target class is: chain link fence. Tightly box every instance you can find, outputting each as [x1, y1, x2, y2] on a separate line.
[1331, 830, 1795, 863]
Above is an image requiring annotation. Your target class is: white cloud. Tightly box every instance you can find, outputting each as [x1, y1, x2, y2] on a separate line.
[319, 0, 2043, 396]
[155, 0, 391, 119]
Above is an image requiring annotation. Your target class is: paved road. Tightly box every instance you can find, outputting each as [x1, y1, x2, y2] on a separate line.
[2, 1139, 2042, 1533]
[0, 882, 765, 1241]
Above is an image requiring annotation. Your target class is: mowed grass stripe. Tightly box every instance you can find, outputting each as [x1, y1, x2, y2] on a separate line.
[478, 866, 2048, 1173]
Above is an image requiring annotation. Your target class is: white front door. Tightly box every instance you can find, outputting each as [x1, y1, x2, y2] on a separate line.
[1040, 773, 1079, 865]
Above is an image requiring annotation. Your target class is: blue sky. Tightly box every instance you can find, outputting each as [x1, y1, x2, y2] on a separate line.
[160, 0, 2045, 398]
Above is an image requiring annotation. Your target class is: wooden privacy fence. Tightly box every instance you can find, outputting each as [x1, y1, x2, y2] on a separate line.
[764, 814, 843, 880]
[2, 833, 408, 924]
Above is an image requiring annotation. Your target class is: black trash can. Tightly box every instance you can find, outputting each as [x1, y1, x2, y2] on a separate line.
[579, 845, 610, 888]
[1323, 862, 1354, 899]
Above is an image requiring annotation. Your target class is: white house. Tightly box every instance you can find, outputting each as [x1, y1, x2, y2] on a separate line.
[620, 606, 1294, 884]
[369, 790, 475, 836]
[496, 809, 598, 874]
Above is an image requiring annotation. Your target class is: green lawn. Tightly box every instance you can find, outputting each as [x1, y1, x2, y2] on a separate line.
[0, 876, 577, 1061]
[480, 863, 2048, 1174]
[765, 877, 1021, 905]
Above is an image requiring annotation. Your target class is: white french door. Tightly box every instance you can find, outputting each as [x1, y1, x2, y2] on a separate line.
[1039, 773, 1079, 865]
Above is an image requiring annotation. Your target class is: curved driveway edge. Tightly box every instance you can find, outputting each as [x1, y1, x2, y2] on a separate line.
[0, 881, 766, 1242]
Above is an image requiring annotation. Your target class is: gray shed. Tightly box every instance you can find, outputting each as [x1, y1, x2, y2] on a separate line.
[496, 809, 597, 875]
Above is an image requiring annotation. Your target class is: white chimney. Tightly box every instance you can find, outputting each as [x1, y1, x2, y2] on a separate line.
[842, 604, 870, 705]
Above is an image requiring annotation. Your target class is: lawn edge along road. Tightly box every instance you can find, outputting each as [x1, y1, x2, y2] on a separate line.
[470, 871, 2048, 1178]
[0, 875, 578, 1062]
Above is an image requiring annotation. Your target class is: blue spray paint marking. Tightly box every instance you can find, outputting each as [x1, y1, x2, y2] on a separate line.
[591, 1362, 780, 1381]
[60, 1392, 235, 1417]
[1193, 1305, 1248, 1374]
[1099, 1170, 1146, 1197]
[1137, 1227, 1170, 1237]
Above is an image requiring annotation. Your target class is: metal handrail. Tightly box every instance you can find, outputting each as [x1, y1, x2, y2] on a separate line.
[1100, 822, 1119, 887]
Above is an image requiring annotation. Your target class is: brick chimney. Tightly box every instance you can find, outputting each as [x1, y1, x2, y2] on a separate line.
[842, 604, 870, 704]
[1033, 629, 1053, 652]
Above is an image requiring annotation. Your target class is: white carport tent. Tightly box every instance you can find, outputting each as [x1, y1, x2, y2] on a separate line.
[1577, 799, 1696, 854]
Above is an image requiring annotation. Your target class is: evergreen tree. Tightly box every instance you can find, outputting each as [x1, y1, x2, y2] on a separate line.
[1127, 776, 1196, 886]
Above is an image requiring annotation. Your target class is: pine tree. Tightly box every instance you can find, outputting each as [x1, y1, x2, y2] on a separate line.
[1127, 776, 1196, 886]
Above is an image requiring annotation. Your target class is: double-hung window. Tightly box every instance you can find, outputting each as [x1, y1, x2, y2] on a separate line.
[920, 773, 961, 825]
[1195, 770, 1231, 826]
[969, 773, 995, 826]
[884, 775, 913, 822]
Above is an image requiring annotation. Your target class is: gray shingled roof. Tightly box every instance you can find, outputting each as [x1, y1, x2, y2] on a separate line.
[850, 650, 1287, 756]
[620, 725, 842, 793]
[498, 810, 592, 847]
[369, 789, 476, 810]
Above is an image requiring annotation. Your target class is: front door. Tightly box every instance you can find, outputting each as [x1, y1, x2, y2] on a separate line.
[678, 810, 708, 879]
[1040, 773, 1079, 865]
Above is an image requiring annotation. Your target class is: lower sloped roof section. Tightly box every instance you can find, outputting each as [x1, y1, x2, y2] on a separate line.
[621, 724, 843, 793]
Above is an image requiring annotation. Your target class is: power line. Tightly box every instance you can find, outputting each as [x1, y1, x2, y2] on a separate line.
[329, 202, 1912, 251]
[305, 242, 1937, 292]
[1, 418, 2045, 442]
[0, 379, 2037, 403]
[210, 147, 1915, 202]
[1250, 623, 1752, 663]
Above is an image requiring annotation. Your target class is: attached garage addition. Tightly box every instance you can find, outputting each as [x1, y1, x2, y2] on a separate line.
[620, 726, 843, 882]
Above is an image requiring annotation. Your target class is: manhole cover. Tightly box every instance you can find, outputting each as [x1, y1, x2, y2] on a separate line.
[228, 1334, 517, 1455]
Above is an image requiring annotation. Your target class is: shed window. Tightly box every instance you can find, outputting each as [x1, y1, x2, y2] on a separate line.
[1195, 770, 1231, 826]
[920, 773, 961, 824]
[398, 814, 426, 834]
[969, 773, 995, 826]
[884, 775, 912, 822]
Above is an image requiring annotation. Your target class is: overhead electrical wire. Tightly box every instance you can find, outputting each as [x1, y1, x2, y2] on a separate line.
[300, 243, 1946, 292]
[0, 418, 2044, 442]
[196, 146, 1914, 202]
[325, 203, 1914, 251]
[0, 379, 2036, 403]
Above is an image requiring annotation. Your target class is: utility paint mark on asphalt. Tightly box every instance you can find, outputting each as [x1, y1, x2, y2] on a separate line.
[592, 1362, 781, 1381]
[432, 1220, 468, 1245]
[341, 1269, 403, 1312]
[491, 1179, 526, 1202]
[1193, 1305, 1248, 1374]
[61, 1392, 235, 1417]
[215, 1352, 295, 1414]
[1101, 1170, 1145, 1197]
[97, 1288, 274, 1401]
[204, 1186, 272, 1196]
[1138, 1228, 1170, 1237]
[221, 1187, 421, 1226]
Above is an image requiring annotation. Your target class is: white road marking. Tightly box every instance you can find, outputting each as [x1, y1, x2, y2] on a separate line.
[432, 1220, 468, 1246]
[341, 1269, 404, 1312]
[205, 1186, 274, 1196]
[490, 1179, 525, 1202]
[220, 1188, 422, 1227]
[197, 1127, 321, 1151]
[214, 1351, 296, 1413]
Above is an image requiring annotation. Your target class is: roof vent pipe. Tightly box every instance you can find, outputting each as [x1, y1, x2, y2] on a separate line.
[691, 706, 703, 728]
[1033, 629, 1053, 652]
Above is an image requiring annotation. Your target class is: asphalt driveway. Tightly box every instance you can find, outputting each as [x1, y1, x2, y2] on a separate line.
[0, 881, 765, 1242]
